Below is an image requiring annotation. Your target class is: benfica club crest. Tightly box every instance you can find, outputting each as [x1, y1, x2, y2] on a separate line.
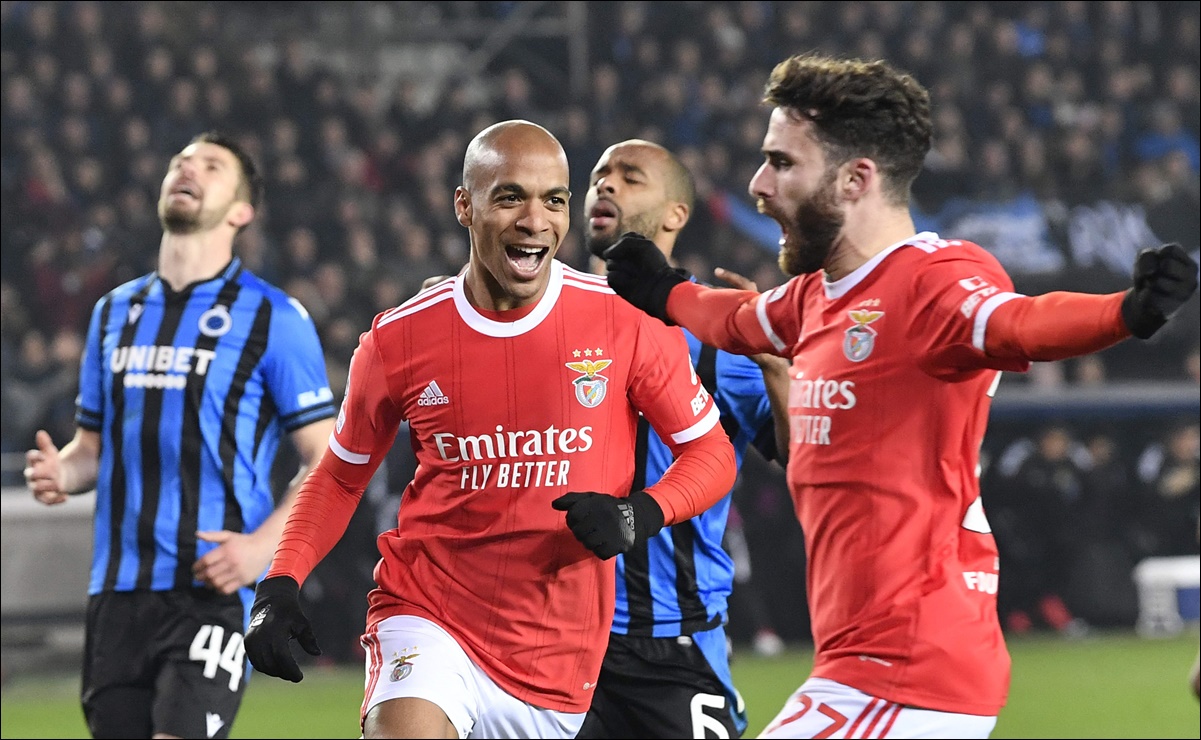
[566, 359, 613, 408]
[390, 649, 419, 682]
[843, 309, 884, 362]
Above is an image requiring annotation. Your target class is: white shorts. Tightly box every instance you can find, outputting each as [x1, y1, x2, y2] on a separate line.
[757, 677, 997, 739]
[360, 615, 585, 739]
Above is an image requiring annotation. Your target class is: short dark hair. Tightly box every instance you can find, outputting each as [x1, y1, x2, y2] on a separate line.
[188, 130, 264, 209]
[763, 53, 932, 205]
[662, 149, 696, 214]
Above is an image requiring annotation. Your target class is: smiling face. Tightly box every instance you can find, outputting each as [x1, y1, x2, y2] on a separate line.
[158, 140, 251, 235]
[748, 107, 846, 276]
[583, 141, 677, 258]
[456, 122, 571, 311]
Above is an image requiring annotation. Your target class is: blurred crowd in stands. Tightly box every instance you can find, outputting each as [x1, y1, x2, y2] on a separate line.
[1, 1, 1198, 651]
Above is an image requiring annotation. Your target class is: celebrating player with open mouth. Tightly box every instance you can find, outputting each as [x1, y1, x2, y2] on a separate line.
[243, 119, 738, 739]
[602, 53, 1198, 739]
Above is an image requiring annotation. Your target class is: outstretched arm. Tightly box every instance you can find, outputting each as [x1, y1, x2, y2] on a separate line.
[986, 243, 1197, 360]
[985, 291, 1129, 361]
[605, 233, 780, 355]
[715, 267, 791, 466]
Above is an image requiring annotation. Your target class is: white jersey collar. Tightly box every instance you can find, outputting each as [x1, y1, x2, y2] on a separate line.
[453, 260, 564, 337]
[822, 231, 940, 300]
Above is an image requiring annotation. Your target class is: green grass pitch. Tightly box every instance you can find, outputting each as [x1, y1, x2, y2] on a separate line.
[2, 630, 1197, 738]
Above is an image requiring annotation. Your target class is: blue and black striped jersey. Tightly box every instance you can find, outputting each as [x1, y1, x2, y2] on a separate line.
[76, 258, 336, 611]
[612, 328, 777, 637]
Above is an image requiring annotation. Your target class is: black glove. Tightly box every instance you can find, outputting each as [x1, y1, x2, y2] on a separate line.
[552, 490, 665, 560]
[1120, 243, 1199, 339]
[602, 232, 690, 325]
[243, 575, 321, 683]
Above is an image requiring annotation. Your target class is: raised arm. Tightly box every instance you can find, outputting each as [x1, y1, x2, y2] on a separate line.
[715, 266, 792, 466]
[986, 243, 1197, 360]
[604, 232, 779, 355]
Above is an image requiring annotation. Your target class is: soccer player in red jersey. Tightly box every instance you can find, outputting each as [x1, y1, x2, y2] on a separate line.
[602, 54, 1198, 738]
[241, 119, 737, 739]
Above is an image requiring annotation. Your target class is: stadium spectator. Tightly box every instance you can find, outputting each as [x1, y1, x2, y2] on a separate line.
[1134, 101, 1201, 173]
[1064, 428, 1143, 629]
[241, 120, 737, 739]
[600, 52, 1198, 738]
[724, 498, 789, 658]
[3, 328, 79, 460]
[990, 423, 1091, 636]
[21, 131, 337, 738]
[575, 138, 790, 739]
[1132, 421, 1201, 559]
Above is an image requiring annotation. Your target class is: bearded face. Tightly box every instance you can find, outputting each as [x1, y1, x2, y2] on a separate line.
[158, 197, 221, 234]
[157, 141, 247, 236]
[777, 166, 844, 276]
[584, 199, 663, 258]
[158, 177, 242, 235]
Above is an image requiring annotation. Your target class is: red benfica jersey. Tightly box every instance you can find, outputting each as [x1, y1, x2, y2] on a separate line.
[757, 233, 1030, 716]
[331, 261, 721, 713]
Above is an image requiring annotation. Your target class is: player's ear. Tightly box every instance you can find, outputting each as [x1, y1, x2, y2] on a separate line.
[663, 201, 689, 234]
[454, 187, 472, 227]
[229, 202, 255, 229]
[843, 158, 874, 201]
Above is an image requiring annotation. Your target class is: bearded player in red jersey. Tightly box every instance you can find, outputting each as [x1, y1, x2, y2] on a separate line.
[602, 54, 1198, 738]
[241, 120, 737, 739]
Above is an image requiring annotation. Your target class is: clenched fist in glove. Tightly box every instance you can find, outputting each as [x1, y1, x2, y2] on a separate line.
[243, 575, 322, 683]
[552, 490, 665, 560]
[1120, 243, 1199, 339]
[602, 232, 690, 325]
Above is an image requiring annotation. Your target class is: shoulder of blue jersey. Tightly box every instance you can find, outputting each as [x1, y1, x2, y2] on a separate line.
[235, 269, 318, 322]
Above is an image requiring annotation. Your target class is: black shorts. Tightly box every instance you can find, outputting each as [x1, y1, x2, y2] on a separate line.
[576, 627, 746, 739]
[81, 589, 248, 739]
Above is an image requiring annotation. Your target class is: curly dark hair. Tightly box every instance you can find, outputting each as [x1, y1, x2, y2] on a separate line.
[763, 53, 932, 206]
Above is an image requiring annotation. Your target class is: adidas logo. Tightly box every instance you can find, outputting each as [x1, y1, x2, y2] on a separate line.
[417, 380, 450, 407]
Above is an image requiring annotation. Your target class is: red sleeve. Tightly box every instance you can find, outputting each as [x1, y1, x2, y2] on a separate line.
[625, 311, 737, 526]
[666, 280, 789, 356]
[644, 424, 737, 525]
[908, 244, 1032, 380]
[266, 325, 404, 585]
[265, 452, 366, 584]
[984, 291, 1131, 361]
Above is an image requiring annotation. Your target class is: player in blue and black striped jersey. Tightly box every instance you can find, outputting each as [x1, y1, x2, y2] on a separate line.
[24, 132, 336, 739]
[578, 139, 791, 739]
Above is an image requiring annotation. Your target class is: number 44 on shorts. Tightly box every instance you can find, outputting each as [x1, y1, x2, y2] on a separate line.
[189, 624, 247, 692]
